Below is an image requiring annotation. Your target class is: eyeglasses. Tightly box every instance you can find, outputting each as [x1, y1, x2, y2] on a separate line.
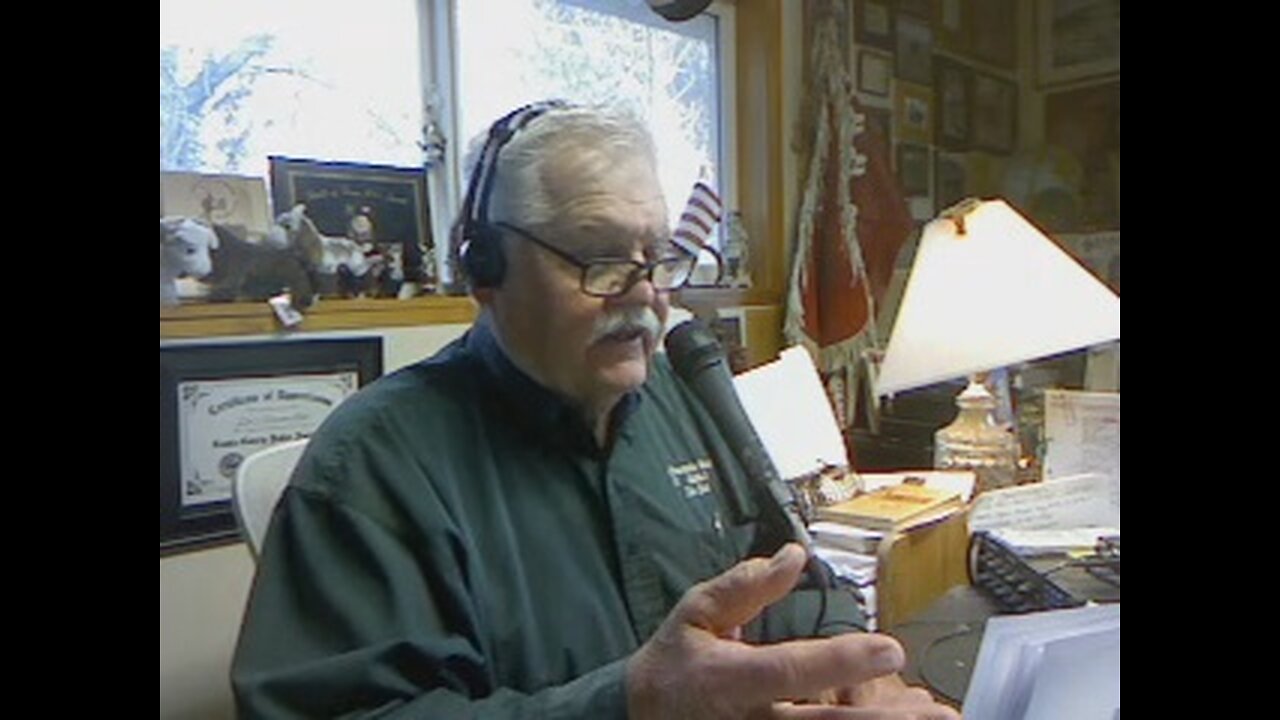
[494, 221, 697, 298]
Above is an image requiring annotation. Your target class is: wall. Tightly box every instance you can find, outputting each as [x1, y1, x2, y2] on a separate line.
[158, 323, 469, 720]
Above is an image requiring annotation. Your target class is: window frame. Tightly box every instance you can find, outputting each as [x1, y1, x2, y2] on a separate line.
[421, 0, 738, 287]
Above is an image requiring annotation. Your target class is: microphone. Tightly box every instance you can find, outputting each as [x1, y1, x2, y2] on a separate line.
[664, 319, 814, 553]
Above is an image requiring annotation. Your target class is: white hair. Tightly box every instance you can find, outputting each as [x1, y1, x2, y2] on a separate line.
[461, 104, 661, 230]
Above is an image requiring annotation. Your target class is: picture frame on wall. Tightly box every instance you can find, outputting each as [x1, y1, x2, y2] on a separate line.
[971, 72, 1017, 154]
[969, 0, 1018, 69]
[159, 172, 273, 235]
[1045, 80, 1121, 231]
[159, 338, 383, 556]
[933, 0, 970, 54]
[861, 106, 893, 150]
[894, 13, 933, 85]
[934, 151, 969, 215]
[857, 50, 893, 97]
[269, 156, 434, 285]
[934, 57, 972, 151]
[894, 82, 933, 146]
[1036, 0, 1120, 86]
[854, 0, 895, 52]
[895, 0, 931, 19]
[896, 143, 931, 196]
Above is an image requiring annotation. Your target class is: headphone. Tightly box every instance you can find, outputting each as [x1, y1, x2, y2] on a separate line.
[459, 100, 571, 288]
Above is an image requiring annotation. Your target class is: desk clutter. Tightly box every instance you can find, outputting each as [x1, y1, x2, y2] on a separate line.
[968, 530, 1120, 614]
[808, 472, 974, 630]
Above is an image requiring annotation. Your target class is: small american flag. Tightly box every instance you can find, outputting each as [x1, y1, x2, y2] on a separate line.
[672, 181, 723, 255]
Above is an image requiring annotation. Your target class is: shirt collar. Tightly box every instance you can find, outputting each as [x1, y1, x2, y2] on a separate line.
[465, 314, 642, 457]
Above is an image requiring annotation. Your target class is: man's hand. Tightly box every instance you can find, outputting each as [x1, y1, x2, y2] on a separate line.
[626, 543, 960, 719]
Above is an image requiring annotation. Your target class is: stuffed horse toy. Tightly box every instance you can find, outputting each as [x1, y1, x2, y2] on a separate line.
[202, 218, 319, 308]
[276, 204, 377, 298]
[160, 217, 218, 306]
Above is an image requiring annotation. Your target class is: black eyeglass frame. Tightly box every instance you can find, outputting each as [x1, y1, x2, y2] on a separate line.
[493, 221, 697, 298]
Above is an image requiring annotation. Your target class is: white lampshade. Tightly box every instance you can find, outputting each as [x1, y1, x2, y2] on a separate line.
[875, 199, 1120, 397]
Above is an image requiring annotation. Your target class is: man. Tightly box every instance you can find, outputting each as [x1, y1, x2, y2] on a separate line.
[232, 103, 957, 719]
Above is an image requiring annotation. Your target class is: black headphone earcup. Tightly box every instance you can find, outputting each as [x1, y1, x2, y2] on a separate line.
[461, 224, 506, 288]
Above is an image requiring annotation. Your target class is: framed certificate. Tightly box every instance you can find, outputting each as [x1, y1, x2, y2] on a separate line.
[159, 338, 382, 555]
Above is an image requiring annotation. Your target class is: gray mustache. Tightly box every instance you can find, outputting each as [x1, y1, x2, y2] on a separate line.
[591, 307, 663, 343]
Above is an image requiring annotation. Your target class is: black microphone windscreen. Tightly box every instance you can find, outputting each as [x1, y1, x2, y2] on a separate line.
[663, 319, 724, 379]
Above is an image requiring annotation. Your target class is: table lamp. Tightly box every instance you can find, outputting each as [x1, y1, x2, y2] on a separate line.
[873, 198, 1120, 494]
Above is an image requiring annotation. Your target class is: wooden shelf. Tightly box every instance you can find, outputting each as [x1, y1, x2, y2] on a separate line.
[160, 296, 479, 340]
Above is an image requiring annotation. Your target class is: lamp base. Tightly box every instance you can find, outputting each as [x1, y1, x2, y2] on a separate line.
[934, 376, 1020, 495]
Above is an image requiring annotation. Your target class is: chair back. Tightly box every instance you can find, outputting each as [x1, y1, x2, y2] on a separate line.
[232, 439, 308, 559]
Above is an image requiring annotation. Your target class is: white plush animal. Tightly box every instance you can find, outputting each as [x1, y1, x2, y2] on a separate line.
[160, 217, 219, 305]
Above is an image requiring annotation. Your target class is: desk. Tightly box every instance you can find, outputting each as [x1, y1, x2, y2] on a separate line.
[888, 585, 999, 708]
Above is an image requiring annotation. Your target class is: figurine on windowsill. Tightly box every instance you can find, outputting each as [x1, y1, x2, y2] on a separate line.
[160, 216, 218, 306]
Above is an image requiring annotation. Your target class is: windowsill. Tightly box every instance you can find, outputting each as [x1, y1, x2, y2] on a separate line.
[676, 285, 780, 309]
[159, 295, 479, 340]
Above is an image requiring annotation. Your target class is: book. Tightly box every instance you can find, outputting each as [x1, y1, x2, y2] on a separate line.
[816, 483, 962, 532]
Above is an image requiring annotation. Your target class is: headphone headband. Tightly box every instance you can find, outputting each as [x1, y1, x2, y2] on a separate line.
[459, 100, 571, 289]
[465, 99, 570, 232]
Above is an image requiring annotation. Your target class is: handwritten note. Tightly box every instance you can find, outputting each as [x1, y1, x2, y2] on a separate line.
[970, 473, 1118, 532]
[1042, 390, 1119, 522]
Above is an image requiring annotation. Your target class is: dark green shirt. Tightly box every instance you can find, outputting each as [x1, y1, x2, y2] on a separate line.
[232, 319, 864, 718]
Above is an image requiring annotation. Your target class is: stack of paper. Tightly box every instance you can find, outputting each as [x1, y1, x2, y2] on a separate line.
[732, 347, 884, 626]
[812, 543, 880, 629]
[963, 604, 1120, 720]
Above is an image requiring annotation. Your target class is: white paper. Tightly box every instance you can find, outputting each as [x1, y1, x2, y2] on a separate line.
[860, 470, 977, 503]
[986, 527, 1120, 556]
[970, 473, 1118, 532]
[963, 604, 1120, 720]
[733, 346, 848, 480]
[1043, 389, 1120, 520]
[813, 546, 878, 587]
[810, 521, 886, 545]
[1023, 627, 1121, 720]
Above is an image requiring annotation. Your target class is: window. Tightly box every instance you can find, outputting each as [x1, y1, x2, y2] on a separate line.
[451, 0, 735, 245]
[159, 0, 425, 179]
[160, 0, 735, 284]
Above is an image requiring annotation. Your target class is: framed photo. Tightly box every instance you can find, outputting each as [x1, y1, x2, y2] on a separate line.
[934, 57, 972, 150]
[934, 151, 968, 215]
[159, 172, 272, 235]
[969, 0, 1017, 69]
[896, 142, 931, 196]
[1055, 231, 1120, 294]
[971, 72, 1017, 154]
[857, 50, 893, 97]
[159, 338, 383, 556]
[1036, 0, 1120, 86]
[1046, 81, 1121, 230]
[895, 0, 932, 19]
[894, 14, 933, 85]
[269, 156, 434, 283]
[711, 307, 749, 373]
[854, 0, 895, 52]
[933, 0, 970, 54]
[894, 81, 933, 146]
[861, 106, 893, 145]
